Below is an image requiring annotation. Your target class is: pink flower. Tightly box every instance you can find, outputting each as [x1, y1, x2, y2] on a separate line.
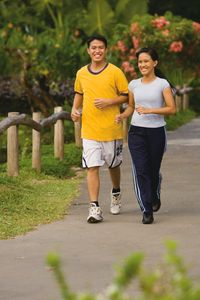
[152, 16, 170, 29]
[117, 40, 127, 53]
[193, 22, 200, 33]
[121, 61, 131, 72]
[131, 36, 140, 49]
[169, 41, 183, 52]
[129, 48, 135, 55]
[121, 61, 136, 77]
[162, 29, 170, 36]
[130, 22, 139, 34]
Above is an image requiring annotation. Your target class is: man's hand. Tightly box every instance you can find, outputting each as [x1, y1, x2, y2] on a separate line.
[94, 98, 112, 109]
[71, 108, 81, 122]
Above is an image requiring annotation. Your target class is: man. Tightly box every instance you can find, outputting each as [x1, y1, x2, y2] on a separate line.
[71, 34, 128, 223]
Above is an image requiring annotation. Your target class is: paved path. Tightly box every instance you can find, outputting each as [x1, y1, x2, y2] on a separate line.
[0, 118, 200, 300]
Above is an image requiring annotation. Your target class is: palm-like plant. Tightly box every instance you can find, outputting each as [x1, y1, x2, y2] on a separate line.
[82, 0, 148, 36]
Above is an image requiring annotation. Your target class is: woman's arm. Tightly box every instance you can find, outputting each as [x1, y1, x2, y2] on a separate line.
[115, 91, 135, 123]
[136, 87, 176, 116]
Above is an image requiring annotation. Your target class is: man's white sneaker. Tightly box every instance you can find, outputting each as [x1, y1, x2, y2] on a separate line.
[110, 191, 121, 215]
[87, 203, 103, 223]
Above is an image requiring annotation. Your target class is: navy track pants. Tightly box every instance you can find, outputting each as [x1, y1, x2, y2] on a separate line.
[128, 125, 166, 213]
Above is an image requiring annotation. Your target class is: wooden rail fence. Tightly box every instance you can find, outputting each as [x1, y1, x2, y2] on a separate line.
[0, 87, 191, 176]
[0, 106, 74, 176]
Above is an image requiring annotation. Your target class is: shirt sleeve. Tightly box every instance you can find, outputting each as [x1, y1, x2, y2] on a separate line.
[115, 68, 129, 95]
[74, 70, 83, 94]
[162, 79, 170, 91]
[128, 79, 137, 93]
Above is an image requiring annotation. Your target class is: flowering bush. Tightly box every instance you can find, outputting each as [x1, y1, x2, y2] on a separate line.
[110, 12, 200, 84]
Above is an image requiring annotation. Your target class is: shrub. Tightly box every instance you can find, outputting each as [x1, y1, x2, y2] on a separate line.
[110, 12, 200, 85]
[46, 240, 200, 300]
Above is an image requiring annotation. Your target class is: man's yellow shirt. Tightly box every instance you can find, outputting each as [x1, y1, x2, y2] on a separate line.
[74, 63, 128, 141]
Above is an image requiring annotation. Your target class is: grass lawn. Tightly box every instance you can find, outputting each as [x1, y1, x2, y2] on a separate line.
[166, 109, 197, 131]
[0, 143, 84, 239]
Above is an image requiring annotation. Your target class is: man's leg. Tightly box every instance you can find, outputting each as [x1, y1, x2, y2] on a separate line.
[86, 166, 103, 223]
[87, 166, 100, 202]
[109, 165, 121, 189]
[109, 166, 121, 214]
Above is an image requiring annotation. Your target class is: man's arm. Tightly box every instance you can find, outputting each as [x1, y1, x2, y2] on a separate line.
[71, 93, 83, 122]
[94, 94, 128, 109]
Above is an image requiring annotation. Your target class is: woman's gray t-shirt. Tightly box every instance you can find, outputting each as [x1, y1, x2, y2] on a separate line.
[128, 77, 170, 128]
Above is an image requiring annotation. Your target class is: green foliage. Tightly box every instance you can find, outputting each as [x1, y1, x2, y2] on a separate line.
[85, 0, 114, 35]
[114, 252, 144, 289]
[46, 253, 77, 300]
[0, 1, 199, 116]
[166, 109, 197, 131]
[83, 0, 147, 36]
[189, 78, 200, 114]
[115, 0, 147, 23]
[41, 144, 82, 178]
[18, 143, 82, 178]
[46, 241, 200, 299]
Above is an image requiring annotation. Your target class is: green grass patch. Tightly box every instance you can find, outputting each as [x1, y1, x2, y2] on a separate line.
[0, 143, 84, 239]
[166, 109, 197, 131]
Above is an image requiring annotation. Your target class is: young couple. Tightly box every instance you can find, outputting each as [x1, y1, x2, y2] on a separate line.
[71, 34, 176, 225]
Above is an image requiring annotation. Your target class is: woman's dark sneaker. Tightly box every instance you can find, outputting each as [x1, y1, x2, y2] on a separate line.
[152, 198, 161, 212]
[142, 212, 154, 224]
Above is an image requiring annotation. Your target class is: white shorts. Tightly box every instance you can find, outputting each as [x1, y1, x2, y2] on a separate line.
[82, 139, 123, 169]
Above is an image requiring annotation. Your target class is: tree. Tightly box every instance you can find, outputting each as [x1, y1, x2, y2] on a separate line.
[148, 0, 200, 22]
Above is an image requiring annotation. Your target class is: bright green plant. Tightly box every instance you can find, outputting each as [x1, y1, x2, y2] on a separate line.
[83, 0, 147, 36]
[46, 240, 200, 300]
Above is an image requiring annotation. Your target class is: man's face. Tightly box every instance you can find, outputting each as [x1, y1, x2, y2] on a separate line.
[87, 39, 107, 63]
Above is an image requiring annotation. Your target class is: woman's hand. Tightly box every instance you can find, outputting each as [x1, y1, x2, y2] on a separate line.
[115, 114, 124, 123]
[136, 106, 150, 115]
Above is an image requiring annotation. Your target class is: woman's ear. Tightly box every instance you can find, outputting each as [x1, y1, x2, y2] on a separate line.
[154, 60, 158, 67]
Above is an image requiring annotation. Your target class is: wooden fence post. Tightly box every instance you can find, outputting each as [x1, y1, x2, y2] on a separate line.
[74, 119, 82, 147]
[54, 106, 64, 160]
[175, 85, 182, 112]
[182, 84, 189, 110]
[7, 112, 19, 176]
[32, 112, 41, 172]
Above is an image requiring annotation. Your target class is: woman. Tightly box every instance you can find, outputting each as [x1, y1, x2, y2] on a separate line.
[116, 47, 176, 224]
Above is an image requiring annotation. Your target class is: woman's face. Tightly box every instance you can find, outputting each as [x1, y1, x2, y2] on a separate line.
[137, 52, 157, 76]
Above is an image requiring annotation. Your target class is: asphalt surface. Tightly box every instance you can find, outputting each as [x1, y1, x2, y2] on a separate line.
[0, 117, 200, 300]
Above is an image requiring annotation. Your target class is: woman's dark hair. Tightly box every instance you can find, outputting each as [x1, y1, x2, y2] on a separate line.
[86, 34, 108, 48]
[136, 47, 175, 91]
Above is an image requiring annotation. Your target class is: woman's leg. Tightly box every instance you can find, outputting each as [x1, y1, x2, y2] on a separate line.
[147, 127, 166, 211]
[128, 126, 152, 213]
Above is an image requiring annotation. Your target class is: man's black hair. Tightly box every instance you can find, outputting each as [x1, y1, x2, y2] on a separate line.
[87, 34, 108, 48]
